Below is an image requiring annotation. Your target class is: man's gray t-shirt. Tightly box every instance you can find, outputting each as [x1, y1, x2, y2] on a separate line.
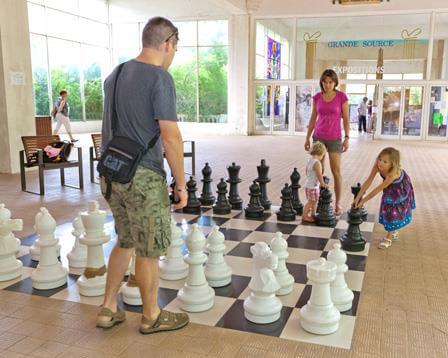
[101, 60, 177, 178]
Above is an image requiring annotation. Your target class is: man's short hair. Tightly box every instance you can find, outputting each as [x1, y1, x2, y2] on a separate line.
[142, 17, 178, 49]
[59, 90, 67, 96]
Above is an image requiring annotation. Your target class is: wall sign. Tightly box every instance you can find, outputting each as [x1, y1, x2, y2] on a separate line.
[332, 65, 384, 74]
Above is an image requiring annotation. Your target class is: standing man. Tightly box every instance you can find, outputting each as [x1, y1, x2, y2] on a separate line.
[358, 96, 368, 133]
[96, 17, 189, 334]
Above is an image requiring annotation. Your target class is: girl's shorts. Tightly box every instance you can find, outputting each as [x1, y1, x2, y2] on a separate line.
[305, 187, 320, 202]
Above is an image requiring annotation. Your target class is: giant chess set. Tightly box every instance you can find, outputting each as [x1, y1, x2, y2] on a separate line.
[0, 160, 374, 349]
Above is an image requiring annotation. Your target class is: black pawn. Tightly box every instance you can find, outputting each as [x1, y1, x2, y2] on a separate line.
[340, 206, 366, 252]
[244, 181, 264, 219]
[276, 184, 296, 222]
[213, 178, 231, 215]
[290, 168, 304, 215]
[315, 177, 336, 227]
[199, 162, 215, 206]
[316, 176, 330, 214]
[256, 159, 271, 210]
[227, 162, 243, 210]
[183, 176, 201, 214]
[351, 183, 368, 221]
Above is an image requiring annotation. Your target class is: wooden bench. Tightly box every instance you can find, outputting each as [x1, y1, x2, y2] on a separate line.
[20, 135, 84, 195]
[90, 134, 196, 182]
[89, 133, 102, 183]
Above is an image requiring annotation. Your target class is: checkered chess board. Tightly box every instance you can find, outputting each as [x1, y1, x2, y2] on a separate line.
[2, 207, 375, 350]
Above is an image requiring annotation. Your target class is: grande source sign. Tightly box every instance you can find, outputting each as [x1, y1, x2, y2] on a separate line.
[327, 40, 395, 48]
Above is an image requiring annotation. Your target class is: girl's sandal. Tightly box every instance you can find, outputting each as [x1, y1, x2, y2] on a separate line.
[96, 307, 126, 329]
[378, 238, 392, 249]
[391, 231, 399, 240]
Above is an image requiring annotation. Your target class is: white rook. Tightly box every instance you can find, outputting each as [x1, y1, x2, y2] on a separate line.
[0, 204, 23, 281]
[77, 201, 110, 296]
[300, 258, 340, 335]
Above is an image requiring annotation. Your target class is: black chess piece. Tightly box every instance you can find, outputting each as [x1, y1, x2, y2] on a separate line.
[316, 176, 330, 214]
[199, 162, 215, 206]
[340, 205, 366, 252]
[256, 159, 271, 210]
[227, 162, 243, 210]
[276, 184, 296, 221]
[290, 168, 304, 215]
[351, 183, 368, 221]
[244, 181, 264, 219]
[182, 176, 201, 214]
[169, 177, 176, 203]
[213, 178, 231, 215]
[315, 177, 336, 227]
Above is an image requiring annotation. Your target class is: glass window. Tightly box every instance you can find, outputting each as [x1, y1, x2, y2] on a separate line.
[295, 86, 313, 132]
[255, 19, 293, 79]
[427, 86, 448, 137]
[174, 21, 197, 47]
[296, 13, 430, 80]
[255, 85, 271, 132]
[112, 23, 139, 64]
[346, 84, 366, 94]
[79, 0, 107, 22]
[30, 34, 50, 115]
[45, 0, 78, 14]
[48, 38, 83, 120]
[403, 86, 423, 136]
[82, 45, 109, 120]
[46, 8, 79, 42]
[28, 3, 46, 34]
[169, 47, 198, 122]
[431, 13, 448, 80]
[80, 18, 108, 47]
[198, 20, 228, 46]
[198, 47, 228, 123]
[382, 86, 401, 135]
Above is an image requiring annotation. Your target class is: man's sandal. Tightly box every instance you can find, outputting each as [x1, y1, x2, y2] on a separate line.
[139, 310, 189, 335]
[378, 238, 392, 249]
[96, 307, 126, 329]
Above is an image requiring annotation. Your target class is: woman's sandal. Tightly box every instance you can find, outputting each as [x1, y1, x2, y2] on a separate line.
[96, 307, 126, 329]
[378, 238, 392, 249]
[302, 215, 315, 223]
[139, 310, 189, 335]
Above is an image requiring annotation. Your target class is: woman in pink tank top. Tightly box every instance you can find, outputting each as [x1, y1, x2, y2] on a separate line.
[304, 69, 350, 216]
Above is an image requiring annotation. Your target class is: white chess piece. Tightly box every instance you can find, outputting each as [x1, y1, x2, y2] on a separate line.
[31, 208, 68, 289]
[300, 257, 340, 335]
[177, 224, 215, 312]
[121, 252, 141, 305]
[327, 242, 354, 312]
[205, 225, 232, 287]
[270, 232, 294, 295]
[159, 218, 188, 280]
[244, 242, 282, 324]
[77, 201, 110, 296]
[30, 217, 61, 262]
[0, 204, 23, 281]
[67, 213, 87, 268]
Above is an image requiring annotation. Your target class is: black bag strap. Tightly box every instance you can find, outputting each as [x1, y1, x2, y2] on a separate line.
[111, 62, 160, 152]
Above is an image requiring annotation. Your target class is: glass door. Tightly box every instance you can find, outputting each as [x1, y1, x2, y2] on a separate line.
[255, 85, 271, 132]
[272, 85, 290, 133]
[381, 86, 401, 137]
[294, 85, 313, 133]
[427, 86, 448, 140]
[402, 86, 423, 138]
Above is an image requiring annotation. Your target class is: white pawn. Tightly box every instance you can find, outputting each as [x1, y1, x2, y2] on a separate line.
[0, 204, 23, 281]
[31, 208, 68, 289]
[77, 201, 110, 297]
[244, 242, 282, 324]
[159, 218, 188, 280]
[327, 242, 354, 312]
[300, 258, 340, 335]
[270, 232, 294, 296]
[121, 252, 141, 305]
[67, 213, 87, 268]
[205, 225, 232, 287]
[177, 224, 215, 312]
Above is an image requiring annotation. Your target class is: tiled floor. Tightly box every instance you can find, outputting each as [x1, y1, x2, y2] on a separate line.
[0, 133, 447, 357]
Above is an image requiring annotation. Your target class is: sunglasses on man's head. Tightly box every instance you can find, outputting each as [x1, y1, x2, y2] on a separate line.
[165, 30, 179, 43]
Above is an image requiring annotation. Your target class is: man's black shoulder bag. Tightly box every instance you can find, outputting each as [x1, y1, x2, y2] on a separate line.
[97, 62, 159, 199]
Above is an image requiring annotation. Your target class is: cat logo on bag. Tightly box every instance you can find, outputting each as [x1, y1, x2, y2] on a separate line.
[103, 155, 127, 172]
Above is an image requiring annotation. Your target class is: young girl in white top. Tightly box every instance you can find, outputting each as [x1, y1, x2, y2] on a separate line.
[303, 141, 328, 223]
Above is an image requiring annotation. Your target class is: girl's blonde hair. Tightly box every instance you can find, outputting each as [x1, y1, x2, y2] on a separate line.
[310, 141, 327, 156]
[378, 147, 401, 174]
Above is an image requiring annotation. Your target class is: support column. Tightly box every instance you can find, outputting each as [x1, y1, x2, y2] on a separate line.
[0, 0, 35, 174]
